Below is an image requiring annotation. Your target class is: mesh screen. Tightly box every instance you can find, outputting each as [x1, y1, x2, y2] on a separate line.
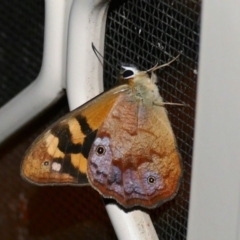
[0, 1, 44, 107]
[0, 0, 200, 239]
[104, 0, 199, 238]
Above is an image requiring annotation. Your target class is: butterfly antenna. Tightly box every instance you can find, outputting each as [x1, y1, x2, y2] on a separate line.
[147, 52, 182, 73]
[91, 42, 104, 67]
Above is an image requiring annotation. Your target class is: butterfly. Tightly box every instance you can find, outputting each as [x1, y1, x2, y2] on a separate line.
[21, 57, 182, 209]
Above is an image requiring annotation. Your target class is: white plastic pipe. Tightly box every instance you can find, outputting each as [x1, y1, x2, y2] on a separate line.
[66, 0, 105, 108]
[187, 1, 240, 239]
[66, 0, 158, 239]
[0, 0, 73, 143]
[105, 206, 158, 239]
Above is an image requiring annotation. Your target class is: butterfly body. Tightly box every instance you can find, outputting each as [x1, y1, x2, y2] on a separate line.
[21, 66, 182, 209]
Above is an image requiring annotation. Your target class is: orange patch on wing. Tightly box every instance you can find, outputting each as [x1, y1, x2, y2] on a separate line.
[68, 118, 85, 144]
[45, 134, 64, 158]
[79, 87, 127, 130]
[71, 153, 87, 174]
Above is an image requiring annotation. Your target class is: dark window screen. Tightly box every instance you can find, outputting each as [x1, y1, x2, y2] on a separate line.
[0, 0, 200, 239]
[104, 1, 199, 239]
[0, 1, 44, 107]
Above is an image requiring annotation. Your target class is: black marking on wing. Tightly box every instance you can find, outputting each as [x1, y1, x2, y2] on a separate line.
[51, 125, 82, 154]
[75, 115, 93, 135]
[82, 130, 97, 158]
[52, 156, 88, 183]
[51, 118, 97, 161]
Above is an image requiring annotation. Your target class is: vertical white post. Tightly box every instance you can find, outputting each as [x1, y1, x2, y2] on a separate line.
[187, 1, 240, 239]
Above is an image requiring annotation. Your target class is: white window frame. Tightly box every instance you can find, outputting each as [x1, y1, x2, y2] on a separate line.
[187, 1, 240, 239]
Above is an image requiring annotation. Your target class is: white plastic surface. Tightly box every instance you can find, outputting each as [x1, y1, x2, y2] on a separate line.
[187, 1, 240, 239]
[0, 0, 73, 143]
[66, 0, 106, 109]
[106, 205, 158, 240]
[66, 1, 158, 239]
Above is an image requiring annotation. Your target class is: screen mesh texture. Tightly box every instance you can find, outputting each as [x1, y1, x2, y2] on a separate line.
[0, 0, 44, 107]
[104, 1, 200, 239]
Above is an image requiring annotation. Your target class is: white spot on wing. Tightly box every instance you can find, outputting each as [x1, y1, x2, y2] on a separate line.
[52, 162, 61, 172]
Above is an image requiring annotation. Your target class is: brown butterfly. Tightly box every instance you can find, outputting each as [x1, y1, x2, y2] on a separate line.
[21, 57, 182, 209]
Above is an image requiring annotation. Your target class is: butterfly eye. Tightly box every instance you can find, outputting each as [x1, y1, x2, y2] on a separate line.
[147, 176, 156, 184]
[96, 146, 106, 155]
[43, 161, 49, 166]
[123, 69, 135, 79]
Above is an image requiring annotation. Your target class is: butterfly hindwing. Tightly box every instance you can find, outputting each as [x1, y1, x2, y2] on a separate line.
[21, 85, 129, 185]
[87, 72, 182, 209]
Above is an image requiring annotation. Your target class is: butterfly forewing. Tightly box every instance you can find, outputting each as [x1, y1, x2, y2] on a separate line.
[21, 85, 129, 185]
